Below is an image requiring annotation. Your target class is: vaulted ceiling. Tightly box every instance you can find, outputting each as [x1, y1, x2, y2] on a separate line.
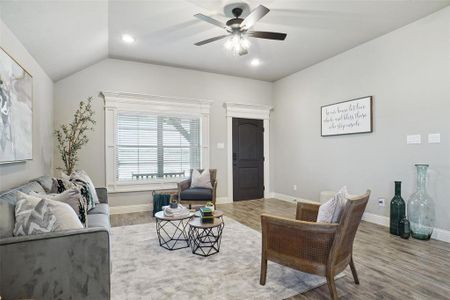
[1, 0, 449, 82]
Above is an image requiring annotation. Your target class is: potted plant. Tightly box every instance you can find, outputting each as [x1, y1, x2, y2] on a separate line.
[205, 201, 215, 212]
[55, 97, 95, 175]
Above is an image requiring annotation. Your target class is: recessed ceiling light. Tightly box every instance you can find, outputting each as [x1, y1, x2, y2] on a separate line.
[122, 34, 135, 44]
[250, 58, 261, 67]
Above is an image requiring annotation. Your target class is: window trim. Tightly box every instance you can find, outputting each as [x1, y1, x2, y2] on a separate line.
[102, 91, 211, 193]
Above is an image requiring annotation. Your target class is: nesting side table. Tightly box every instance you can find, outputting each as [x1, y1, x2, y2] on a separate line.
[155, 211, 194, 250]
[188, 210, 225, 257]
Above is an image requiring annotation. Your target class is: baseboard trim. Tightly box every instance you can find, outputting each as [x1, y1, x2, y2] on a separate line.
[362, 212, 389, 227]
[432, 228, 450, 243]
[268, 192, 318, 204]
[361, 212, 450, 243]
[110, 204, 151, 215]
[270, 192, 450, 243]
[216, 197, 232, 204]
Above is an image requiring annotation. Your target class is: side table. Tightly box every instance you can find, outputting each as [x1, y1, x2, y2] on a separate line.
[188, 210, 225, 257]
[155, 211, 193, 250]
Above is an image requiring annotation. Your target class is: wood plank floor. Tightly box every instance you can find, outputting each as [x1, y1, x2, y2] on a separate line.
[111, 198, 450, 300]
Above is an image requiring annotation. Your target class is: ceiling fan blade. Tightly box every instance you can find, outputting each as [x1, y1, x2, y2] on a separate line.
[240, 5, 270, 30]
[248, 31, 287, 40]
[239, 48, 248, 56]
[194, 13, 229, 30]
[194, 34, 229, 46]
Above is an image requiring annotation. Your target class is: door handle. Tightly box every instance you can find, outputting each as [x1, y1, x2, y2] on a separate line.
[233, 153, 237, 161]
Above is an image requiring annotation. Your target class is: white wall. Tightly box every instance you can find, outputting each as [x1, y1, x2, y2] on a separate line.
[54, 58, 272, 206]
[0, 18, 54, 191]
[271, 7, 450, 231]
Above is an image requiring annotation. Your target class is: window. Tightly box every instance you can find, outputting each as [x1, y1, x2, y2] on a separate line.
[103, 91, 210, 192]
[116, 113, 201, 181]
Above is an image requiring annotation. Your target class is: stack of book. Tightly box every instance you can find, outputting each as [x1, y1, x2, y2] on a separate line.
[200, 207, 214, 223]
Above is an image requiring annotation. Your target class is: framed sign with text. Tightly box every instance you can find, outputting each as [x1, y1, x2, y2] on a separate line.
[321, 96, 373, 137]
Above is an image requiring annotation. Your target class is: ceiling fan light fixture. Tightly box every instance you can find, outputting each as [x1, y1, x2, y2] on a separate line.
[224, 33, 250, 55]
[194, 5, 286, 56]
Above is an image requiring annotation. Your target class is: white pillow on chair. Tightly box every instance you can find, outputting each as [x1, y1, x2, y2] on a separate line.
[190, 169, 213, 189]
[317, 186, 349, 223]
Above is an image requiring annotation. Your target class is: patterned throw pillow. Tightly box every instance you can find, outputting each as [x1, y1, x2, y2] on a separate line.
[30, 189, 88, 226]
[51, 175, 95, 213]
[70, 170, 99, 210]
[14, 198, 56, 236]
[19, 192, 84, 231]
[51, 177, 77, 193]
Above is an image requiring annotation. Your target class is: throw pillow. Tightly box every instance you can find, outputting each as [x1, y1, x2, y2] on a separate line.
[317, 186, 349, 223]
[50, 177, 77, 193]
[15, 192, 83, 233]
[331, 186, 349, 223]
[70, 170, 99, 210]
[51, 172, 97, 211]
[316, 196, 337, 223]
[190, 169, 213, 189]
[30, 189, 88, 226]
[13, 197, 57, 236]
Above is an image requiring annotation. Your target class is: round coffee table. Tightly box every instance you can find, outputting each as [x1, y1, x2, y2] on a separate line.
[155, 211, 194, 251]
[188, 211, 225, 257]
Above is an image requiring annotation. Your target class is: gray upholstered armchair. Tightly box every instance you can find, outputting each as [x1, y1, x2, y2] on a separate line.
[178, 169, 217, 208]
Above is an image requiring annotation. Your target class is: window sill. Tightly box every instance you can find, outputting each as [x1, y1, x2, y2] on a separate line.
[107, 181, 180, 194]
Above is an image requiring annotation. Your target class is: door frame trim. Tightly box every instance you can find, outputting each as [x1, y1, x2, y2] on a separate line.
[224, 102, 272, 201]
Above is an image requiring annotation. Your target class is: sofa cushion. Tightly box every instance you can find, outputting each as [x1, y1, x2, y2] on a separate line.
[0, 181, 46, 205]
[0, 201, 15, 238]
[88, 214, 110, 229]
[180, 188, 212, 201]
[88, 203, 109, 215]
[36, 175, 53, 193]
[0, 181, 46, 238]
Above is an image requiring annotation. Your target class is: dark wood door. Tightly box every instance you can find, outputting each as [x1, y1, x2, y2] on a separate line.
[232, 118, 264, 201]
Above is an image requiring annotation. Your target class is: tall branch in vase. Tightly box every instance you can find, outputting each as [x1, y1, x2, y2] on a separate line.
[55, 97, 96, 175]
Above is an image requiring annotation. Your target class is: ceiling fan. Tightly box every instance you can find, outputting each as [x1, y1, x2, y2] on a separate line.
[194, 5, 287, 56]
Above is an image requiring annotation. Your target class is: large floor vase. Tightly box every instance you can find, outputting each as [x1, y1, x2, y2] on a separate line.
[407, 164, 435, 240]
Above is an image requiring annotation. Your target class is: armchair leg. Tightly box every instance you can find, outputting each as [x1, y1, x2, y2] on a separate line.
[349, 256, 359, 285]
[260, 258, 267, 285]
[326, 273, 338, 300]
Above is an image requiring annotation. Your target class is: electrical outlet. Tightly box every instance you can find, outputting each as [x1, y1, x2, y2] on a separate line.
[293, 185, 297, 191]
[378, 198, 386, 207]
[407, 134, 421, 144]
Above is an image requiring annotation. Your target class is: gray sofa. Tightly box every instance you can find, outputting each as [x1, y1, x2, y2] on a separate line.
[0, 175, 111, 300]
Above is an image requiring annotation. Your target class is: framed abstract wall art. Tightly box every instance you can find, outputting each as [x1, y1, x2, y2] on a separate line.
[321, 96, 373, 137]
[0, 47, 33, 163]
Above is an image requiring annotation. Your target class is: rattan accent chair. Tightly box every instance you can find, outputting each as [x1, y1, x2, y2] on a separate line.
[260, 190, 371, 300]
[178, 169, 217, 208]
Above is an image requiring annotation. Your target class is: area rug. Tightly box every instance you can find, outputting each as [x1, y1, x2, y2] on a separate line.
[111, 217, 343, 300]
